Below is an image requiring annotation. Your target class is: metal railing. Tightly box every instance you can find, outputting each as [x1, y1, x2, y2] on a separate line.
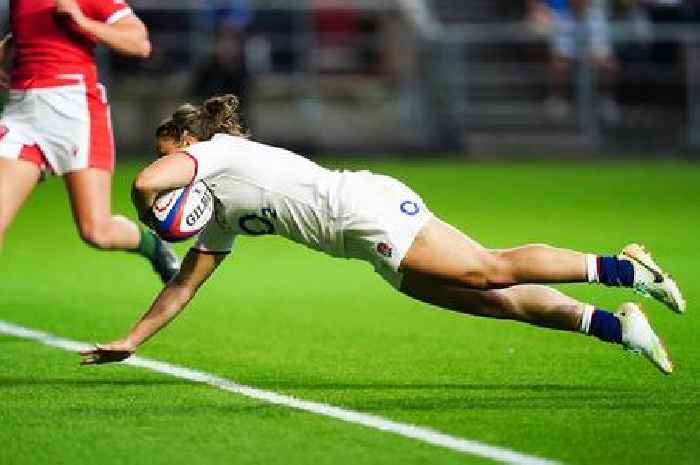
[2, 1, 698, 154]
[432, 22, 700, 151]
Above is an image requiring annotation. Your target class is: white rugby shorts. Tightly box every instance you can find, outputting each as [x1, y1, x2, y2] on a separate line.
[339, 172, 432, 289]
[0, 75, 115, 176]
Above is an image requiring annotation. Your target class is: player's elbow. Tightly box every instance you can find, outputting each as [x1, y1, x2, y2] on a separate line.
[117, 19, 151, 59]
[123, 37, 150, 59]
[135, 38, 151, 59]
[133, 170, 157, 194]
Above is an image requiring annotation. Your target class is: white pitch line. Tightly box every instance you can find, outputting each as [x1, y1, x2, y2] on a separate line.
[0, 320, 559, 465]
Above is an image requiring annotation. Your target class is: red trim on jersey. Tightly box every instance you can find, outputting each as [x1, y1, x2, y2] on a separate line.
[182, 151, 199, 184]
[18, 144, 48, 170]
[86, 83, 115, 172]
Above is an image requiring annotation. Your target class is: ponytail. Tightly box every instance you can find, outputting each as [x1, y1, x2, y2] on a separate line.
[200, 94, 249, 140]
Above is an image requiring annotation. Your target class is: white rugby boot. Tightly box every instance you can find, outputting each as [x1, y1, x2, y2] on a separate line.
[619, 244, 686, 314]
[617, 303, 673, 375]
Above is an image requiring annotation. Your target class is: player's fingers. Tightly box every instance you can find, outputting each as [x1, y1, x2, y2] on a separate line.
[79, 354, 99, 365]
[98, 350, 132, 363]
[108, 350, 133, 362]
[79, 347, 133, 365]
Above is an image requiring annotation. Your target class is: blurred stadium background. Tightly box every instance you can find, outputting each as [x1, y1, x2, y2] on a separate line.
[4, 0, 699, 157]
[3, 3, 700, 464]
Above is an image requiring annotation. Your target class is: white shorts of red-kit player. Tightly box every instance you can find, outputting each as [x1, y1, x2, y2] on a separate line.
[0, 74, 114, 176]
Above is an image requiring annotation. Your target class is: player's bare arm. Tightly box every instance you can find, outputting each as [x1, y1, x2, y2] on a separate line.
[80, 249, 226, 365]
[55, 0, 151, 58]
[131, 152, 197, 222]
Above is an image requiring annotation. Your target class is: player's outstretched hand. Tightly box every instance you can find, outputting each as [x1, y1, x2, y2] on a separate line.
[80, 341, 134, 365]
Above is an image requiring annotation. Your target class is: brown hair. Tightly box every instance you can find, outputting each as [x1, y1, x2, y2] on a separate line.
[155, 103, 203, 142]
[200, 94, 249, 140]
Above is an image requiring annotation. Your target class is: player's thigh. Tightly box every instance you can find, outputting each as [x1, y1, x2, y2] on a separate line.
[63, 168, 114, 228]
[400, 270, 513, 319]
[0, 157, 41, 230]
[400, 216, 499, 286]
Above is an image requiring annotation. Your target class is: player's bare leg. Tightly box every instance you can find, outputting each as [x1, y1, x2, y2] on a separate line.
[64, 168, 179, 282]
[402, 217, 685, 313]
[401, 217, 588, 289]
[400, 273, 673, 374]
[64, 168, 139, 249]
[0, 158, 41, 251]
[402, 272, 583, 330]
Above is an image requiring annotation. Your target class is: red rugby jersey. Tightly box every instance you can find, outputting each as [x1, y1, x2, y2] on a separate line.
[10, 0, 133, 88]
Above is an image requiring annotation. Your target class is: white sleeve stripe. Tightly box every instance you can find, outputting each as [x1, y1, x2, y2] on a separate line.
[106, 7, 133, 25]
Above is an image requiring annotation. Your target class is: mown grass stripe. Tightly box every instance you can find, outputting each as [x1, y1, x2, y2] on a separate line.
[0, 319, 560, 465]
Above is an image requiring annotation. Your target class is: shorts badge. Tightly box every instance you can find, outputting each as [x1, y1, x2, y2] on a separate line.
[400, 200, 420, 216]
[376, 242, 393, 258]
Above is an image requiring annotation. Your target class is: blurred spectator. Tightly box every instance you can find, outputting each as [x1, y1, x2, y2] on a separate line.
[611, 0, 654, 61]
[377, 10, 418, 88]
[312, 0, 361, 73]
[190, 1, 253, 116]
[0, 0, 7, 31]
[528, 0, 620, 124]
[202, 0, 255, 31]
[637, 0, 691, 63]
[247, 8, 298, 72]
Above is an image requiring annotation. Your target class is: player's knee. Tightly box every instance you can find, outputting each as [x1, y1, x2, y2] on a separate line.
[77, 220, 113, 250]
[460, 253, 516, 290]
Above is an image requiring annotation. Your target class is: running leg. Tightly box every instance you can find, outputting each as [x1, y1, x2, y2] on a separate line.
[0, 158, 41, 250]
[64, 168, 179, 282]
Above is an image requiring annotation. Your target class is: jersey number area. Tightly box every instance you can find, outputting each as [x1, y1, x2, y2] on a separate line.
[239, 207, 277, 235]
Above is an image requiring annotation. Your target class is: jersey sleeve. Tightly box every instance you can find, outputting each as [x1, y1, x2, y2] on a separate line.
[183, 140, 229, 184]
[88, 0, 134, 24]
[193, 220, 236, 254]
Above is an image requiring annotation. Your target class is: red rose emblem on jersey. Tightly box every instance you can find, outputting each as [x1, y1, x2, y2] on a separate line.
[376, 242, 393, 258]
[0, 125, 8, 140]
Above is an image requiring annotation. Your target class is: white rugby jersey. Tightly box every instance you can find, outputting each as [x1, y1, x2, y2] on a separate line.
[185, 134, 347, 256]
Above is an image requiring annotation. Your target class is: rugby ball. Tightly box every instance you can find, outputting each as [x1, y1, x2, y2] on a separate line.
[152, 181, 214, 242]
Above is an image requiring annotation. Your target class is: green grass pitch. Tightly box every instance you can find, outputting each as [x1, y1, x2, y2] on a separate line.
[1, 160, 699, 465]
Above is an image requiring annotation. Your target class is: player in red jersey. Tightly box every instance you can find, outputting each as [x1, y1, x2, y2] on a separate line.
[0, 0, 179, 282]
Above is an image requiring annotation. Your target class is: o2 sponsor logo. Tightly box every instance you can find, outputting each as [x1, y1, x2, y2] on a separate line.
[400, 200, 420, 216]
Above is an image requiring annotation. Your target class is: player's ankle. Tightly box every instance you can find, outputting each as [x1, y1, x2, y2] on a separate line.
[579, 304, 622, 343]
[586, 254, 634, 287]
